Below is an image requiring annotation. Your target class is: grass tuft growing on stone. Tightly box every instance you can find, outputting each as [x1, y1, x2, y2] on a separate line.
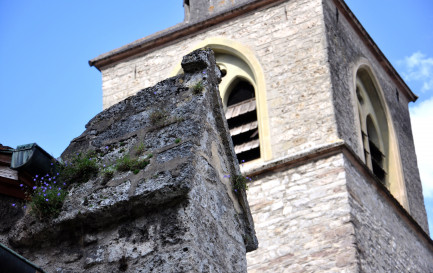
[102, 166, 115, 183]
[115, 155, 149, 174]
[192, 81, 204, 94]
[232, 175, 252, 194]
[59, 151, 99, 185]
[135, 142, 146, 156]
[149, 110, 168, 126]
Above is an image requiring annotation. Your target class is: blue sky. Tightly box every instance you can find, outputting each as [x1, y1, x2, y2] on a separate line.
[1, 1, 432, 233]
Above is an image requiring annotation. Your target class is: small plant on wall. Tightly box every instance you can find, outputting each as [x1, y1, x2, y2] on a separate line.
[224, 174, 252, 194]
[27, 173, 68, 219]
[192, 80, 204, 94]
[149, 110, 168, 126]
[59, 151, 100, 185]
[12, 143, 156, 219]
[135, 142, 146, 156]
[115, 155, 150, 174]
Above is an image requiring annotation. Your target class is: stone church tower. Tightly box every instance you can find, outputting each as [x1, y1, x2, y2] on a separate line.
[89, 0, 433, 271]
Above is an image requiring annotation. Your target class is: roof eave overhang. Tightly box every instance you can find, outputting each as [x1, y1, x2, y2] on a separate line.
[89, 0, 417, 102]
[332, 0, 417, 102]
[88, 0, 286, 71]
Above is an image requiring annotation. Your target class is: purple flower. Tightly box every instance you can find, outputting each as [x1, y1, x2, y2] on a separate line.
[153, 92, 156, 95]
[44, 194, 46, 196]
[57, 193, 61, 196]
[46, 199, 49, 202]
[51, 163, 53, 165]
[23, 205, 26, 209]
[33, 178, 36, 181]
[12, 203, 15, 207]
[57, 173, 59, 175]
[53, 181, 56, 184]
[33, 186, 37, 190]
[105, 146, 109, 149]
[103, 164, 106, 168]
[49, 178, 51, 181]
[234, 189, 238, 192]
[58, 188, 61, 190]
[49, 186, 52, 189]
[19, 184, 23, 187]
[63, 183, 66, 185]
[35, 175, 38, 178]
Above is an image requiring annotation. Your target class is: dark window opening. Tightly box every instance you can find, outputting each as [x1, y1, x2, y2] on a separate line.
[366, 117, 386, 183]
[369, 140, 386, 183]
[356, 87, 364, 105]
[227, 81, 255, 106]
[225, 81, 260, 163]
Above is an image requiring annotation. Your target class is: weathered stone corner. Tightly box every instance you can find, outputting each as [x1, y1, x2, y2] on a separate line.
[181, 48, 214, 73]
[8, 49, 257, 272]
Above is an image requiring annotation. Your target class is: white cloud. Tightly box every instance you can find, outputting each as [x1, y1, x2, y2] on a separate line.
[399, 51, 433, 93]
[410, 97, 433, 197]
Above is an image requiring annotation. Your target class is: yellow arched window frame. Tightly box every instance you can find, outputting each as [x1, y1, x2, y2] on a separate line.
[170, 37, 272, 164]
[353, 61, 410, 211]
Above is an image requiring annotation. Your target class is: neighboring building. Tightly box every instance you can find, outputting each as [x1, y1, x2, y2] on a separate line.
[0, 143, 55, 247]
[89, 0, 433, 271]
[0, 144, 25, 200]
[0, 143, 54, 200]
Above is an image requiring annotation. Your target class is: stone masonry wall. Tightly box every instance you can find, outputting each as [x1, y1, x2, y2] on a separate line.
[99, 0, 340, 161]
[91, 0, 432, 272]
[0, 194, 24, 246]
[186, 0, 254, 23]
[344, 153, 433, 272]
[322, 0, 428, 231]
[246, 153, 358, 272]
[7, 49, 256, 273]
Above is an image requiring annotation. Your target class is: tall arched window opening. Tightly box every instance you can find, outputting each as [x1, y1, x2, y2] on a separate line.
[356, 69, 389, 186]
[225, 80, 260, 162]
[171, 38, 272, 164]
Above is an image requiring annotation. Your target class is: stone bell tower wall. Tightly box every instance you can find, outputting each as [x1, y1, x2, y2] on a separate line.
[344, 150, 433, 272]
[87, 0, 433, 272]
[96, 0, 340, 161]
[322, 0, 428, 231]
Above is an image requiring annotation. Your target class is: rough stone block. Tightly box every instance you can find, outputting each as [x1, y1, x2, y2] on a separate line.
[7, 49, 256, 273]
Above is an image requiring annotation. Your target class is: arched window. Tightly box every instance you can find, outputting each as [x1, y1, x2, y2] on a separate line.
[214, 52, 259, 163]
[171, 38, 272, 164]
[353, 64, 410, 210]
[356, 69, 389, 186]
[225, 79, 260, 162]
